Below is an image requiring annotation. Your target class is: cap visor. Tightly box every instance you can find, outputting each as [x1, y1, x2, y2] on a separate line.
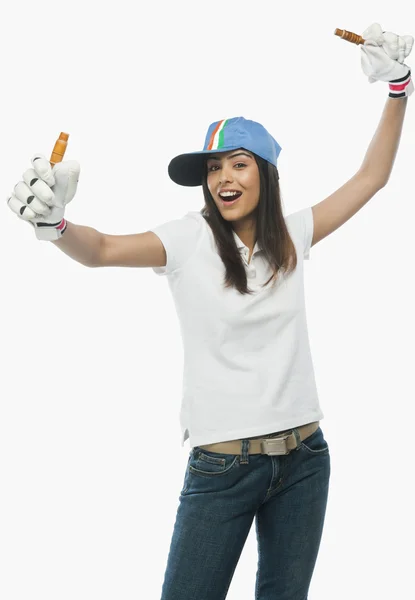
[168, 152, 207, 187]
[168, 146, 242, 187]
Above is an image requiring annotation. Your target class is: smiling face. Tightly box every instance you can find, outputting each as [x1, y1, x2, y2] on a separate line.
[206, 149, 260, 224]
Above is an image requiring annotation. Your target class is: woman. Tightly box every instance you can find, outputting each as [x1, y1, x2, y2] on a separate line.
[6, 22, 413, 600]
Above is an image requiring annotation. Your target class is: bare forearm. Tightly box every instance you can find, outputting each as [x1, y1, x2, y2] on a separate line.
[359, 96, 408, 185]
[51, 221, 103, 267]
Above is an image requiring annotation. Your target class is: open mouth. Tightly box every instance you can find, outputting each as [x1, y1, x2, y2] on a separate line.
[218, 191, 242, 206]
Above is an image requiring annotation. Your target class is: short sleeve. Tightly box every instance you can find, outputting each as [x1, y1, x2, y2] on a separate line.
[285, 206, 314, 260]
[148, 211, 204, 276]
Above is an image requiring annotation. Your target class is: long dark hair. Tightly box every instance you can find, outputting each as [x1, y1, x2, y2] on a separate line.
[201, 153, 297, 295]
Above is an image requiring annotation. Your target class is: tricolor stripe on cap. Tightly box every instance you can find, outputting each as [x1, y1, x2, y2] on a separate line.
[207, 119, 229, 150]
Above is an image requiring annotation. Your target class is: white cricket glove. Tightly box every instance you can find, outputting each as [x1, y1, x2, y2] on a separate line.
[7, 154, 80, 241]
[360, 23, 414, 97]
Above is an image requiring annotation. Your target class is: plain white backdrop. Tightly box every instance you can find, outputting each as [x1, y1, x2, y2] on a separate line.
[1, 1, 414, 598]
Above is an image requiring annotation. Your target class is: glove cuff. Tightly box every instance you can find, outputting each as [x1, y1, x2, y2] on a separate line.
[35, 218, 68, 241]
[389, 69, 413, 98]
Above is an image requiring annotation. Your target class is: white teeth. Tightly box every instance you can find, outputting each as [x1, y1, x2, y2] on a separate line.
[220, 191, 239, 197]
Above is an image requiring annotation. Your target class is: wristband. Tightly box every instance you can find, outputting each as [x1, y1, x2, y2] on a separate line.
[389, 69, 413, 98]
[34, 218, 67, 241]
[56, 218, 67, 236]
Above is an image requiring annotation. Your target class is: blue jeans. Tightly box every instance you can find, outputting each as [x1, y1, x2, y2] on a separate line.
[160, 426, 330, 600]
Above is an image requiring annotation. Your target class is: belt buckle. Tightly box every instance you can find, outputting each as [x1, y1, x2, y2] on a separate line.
[261, 435, 290, 456]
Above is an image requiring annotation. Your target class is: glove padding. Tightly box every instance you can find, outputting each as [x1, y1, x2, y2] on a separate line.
[360, 22, 413, 84]
[7, 155, 80, 241]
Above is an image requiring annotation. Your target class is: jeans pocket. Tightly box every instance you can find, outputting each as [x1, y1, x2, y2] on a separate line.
[300, 427, 329, 455]
[189, 448, 239, 478]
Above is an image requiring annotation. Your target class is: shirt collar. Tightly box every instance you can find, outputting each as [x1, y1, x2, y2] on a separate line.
[232, 229, 261, 255]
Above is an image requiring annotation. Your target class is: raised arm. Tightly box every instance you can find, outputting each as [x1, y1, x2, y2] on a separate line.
[311, 25, 412, 248]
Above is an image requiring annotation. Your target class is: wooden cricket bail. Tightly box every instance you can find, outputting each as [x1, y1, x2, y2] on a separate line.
[50, 132, 69, 166]
[334, 28, 365, 45]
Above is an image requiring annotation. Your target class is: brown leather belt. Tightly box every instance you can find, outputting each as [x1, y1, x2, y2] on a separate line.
[199, 421, 319, 456]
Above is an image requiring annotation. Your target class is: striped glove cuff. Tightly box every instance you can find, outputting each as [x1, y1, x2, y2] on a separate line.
[34, 218, 68, 241]
[389, 69, 413, 98]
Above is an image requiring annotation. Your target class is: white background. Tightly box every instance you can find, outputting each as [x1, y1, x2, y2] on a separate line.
[1, 1, 414, 598]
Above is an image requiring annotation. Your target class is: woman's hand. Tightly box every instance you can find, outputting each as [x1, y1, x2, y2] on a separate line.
[360, 22, 413, 85]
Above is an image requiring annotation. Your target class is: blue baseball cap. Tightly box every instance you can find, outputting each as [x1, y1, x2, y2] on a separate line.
[168, 116, 282, 187]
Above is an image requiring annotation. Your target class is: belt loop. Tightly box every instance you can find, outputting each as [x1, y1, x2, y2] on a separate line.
[292, 427, 302, 450]
[240, 439, 250, 464]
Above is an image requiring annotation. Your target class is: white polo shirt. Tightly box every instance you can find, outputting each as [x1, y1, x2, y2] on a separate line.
[149, 207, 323, 448]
